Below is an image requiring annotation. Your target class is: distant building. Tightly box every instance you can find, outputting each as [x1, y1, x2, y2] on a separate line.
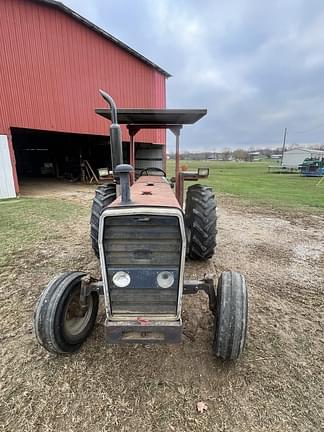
[282, 148, 324, 169]
[207, 152, 219, 160]
[207, 152, 233, 161]
[248, 151, 261, 161]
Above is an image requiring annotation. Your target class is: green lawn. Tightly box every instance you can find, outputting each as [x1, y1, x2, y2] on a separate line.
[167, 160, 324, 211]
[0, 198, 87, 266]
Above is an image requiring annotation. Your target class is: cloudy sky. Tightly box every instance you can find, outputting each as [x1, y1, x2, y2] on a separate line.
[64, 0, 324, 151]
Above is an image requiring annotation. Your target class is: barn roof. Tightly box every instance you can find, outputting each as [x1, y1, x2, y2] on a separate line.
[33, 0, 171, 78]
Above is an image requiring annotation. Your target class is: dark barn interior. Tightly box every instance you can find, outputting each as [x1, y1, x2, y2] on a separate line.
[12, 128, 130, 181]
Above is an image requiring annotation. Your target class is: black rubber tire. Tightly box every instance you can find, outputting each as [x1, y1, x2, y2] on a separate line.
[90, 184, 116, 258]
[212, 271, 248, 360]
[185, 184, 217, 260]
[33, 271, 99, 354]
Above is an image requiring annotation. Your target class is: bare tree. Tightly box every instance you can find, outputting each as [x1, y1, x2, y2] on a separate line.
[233, 149, 248, 161]
[222, 147, 232, 161]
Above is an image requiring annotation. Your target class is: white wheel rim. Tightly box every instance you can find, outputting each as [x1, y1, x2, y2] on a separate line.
[63, 290, 94, 337]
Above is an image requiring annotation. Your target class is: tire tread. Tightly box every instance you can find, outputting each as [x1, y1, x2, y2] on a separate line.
[185, 184, 217, 260]
[212, 271, 248, 360]
[90, 184, 116, 257]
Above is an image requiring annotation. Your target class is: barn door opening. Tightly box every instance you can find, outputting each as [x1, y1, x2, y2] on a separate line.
[11, 127, 131, 194]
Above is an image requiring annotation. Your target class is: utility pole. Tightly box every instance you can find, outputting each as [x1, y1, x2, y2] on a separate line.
[281, 127, 287, 164]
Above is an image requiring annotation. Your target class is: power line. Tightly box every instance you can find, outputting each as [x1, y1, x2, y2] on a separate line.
[295, 123, 324, 134]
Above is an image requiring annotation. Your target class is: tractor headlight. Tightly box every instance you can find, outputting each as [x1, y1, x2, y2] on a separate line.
[157, 271, 174, 289]
[112, 271, 131, 288]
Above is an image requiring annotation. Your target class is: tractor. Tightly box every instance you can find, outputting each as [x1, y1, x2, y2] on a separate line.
[300, 157, 324, 177]
[34, 91, 248, 360]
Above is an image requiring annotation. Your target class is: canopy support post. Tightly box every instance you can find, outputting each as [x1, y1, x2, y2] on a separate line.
[170, 126, 182, 204]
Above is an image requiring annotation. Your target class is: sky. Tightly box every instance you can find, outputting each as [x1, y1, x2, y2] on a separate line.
[64, 0, 324, 151]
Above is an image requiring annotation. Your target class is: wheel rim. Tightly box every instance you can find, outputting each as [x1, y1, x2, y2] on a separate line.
[63, 288, 94, 338]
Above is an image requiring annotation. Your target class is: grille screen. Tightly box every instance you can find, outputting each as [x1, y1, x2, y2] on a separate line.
[103, 214, 182, 315]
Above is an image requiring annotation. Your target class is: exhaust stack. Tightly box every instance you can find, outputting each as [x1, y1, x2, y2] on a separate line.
[99, 89, 123, 172]
[99, 90, 132, 204]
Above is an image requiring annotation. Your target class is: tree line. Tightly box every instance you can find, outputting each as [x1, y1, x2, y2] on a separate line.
[168, 143, 324, 161]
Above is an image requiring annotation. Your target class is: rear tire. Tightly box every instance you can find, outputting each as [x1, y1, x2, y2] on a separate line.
[90, 184, 116, 257]
[212, 271, 248, 360]
[33, 271, 99, 354]
[185, 184, 217, 260]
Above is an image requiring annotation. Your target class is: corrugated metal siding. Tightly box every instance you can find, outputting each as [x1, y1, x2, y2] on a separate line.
[0, 135, 16, 198]
[0, 0, 166, 144]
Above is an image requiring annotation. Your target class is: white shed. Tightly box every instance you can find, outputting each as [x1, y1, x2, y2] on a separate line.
[282, 148, 324, 169]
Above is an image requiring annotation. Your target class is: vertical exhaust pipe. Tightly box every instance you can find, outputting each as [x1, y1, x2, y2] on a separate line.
[99, 89, 123, 172]
[99, 90, 132, 205]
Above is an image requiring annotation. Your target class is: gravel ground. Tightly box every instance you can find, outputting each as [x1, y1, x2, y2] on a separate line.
[1, 185, 323, 432]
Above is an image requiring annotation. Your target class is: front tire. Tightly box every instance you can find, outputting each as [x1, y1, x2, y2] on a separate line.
[212, 271, 248, 360]
[185, 184, 217, 260]
[33, 271, 99, 354]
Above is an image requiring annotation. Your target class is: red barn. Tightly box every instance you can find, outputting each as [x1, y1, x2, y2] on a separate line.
[0, 0, 170, 198]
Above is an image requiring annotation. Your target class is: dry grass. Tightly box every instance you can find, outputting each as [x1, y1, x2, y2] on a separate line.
[1, 187, 323, 431]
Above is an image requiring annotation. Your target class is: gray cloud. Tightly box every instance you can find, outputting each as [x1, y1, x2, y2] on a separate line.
[64, 0, 324, 151]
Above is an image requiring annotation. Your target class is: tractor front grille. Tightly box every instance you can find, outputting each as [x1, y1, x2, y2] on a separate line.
[103, 214, 182, 316]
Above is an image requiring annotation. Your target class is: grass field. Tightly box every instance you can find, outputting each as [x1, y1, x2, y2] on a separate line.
[0, 198, 87, 267]
[167, 160, 324, 210]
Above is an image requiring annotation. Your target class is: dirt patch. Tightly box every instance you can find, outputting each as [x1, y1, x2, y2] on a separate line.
[1, 191, 323, 432]
[19, 178, 98, 203]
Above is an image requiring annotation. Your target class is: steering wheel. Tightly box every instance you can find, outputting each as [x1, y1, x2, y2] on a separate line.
[140, 167, 166, 177]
